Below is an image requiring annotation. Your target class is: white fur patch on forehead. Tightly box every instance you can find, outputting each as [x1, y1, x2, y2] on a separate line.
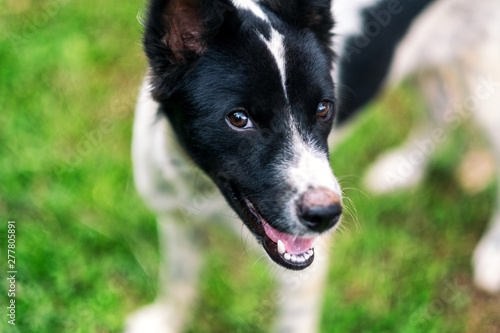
[258, 28, 289, 101]
[230, 1, 288, 100]
[287, 124, 341, 196]
[231, 0, 269, 21]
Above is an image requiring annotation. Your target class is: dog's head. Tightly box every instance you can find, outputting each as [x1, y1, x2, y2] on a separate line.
[144, 0, 341, 270]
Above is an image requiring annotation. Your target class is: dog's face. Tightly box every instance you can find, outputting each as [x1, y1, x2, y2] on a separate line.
[144, 0, 341, 270]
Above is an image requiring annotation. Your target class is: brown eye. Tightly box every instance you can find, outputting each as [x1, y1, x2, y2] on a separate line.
[227, 110, 254, 129]
[317, 101, 331, 119]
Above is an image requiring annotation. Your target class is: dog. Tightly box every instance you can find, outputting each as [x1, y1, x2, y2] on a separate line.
[334, 0, 500, 295]
[127, 0, 500, 332]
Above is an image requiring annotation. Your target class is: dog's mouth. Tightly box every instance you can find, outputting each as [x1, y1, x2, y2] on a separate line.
[227, 183, 316, 270]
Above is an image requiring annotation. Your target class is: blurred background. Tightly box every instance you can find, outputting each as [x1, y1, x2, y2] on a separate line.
[1, 0, 499, 332]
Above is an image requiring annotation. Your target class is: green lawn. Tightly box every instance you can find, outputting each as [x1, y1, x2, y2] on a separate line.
[1, 1, 499, 332]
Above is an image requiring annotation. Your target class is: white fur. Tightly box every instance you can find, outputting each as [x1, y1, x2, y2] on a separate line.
[273, 236, 333, 333]
[231, 0, 269, 21]
[126, 303, 179, 333]
[388, 0, 497, 83]
[232, 1, 290, 103]
[132, 76, 178, 212]
[259, 28, 289, 102]
[330, 0, 377, 79]
[474, 221, 500, 293]
[331, 0, 376, 48]
[132, 75, 230, 218]
[363, 127, 432, 193]
[288, 124, 341, 197]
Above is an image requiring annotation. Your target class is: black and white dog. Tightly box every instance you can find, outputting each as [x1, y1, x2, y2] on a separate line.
[128, 0, 500, 331]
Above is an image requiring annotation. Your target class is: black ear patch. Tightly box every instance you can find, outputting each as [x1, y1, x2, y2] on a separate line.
[260, 0, 334, 47]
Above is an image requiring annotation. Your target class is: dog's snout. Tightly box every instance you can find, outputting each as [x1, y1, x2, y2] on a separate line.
[297, 187, 342, 232]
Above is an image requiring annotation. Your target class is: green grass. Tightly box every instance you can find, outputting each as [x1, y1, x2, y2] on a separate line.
[1, 1, 499, 332]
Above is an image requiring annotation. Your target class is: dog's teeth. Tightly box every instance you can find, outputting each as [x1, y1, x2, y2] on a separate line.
[284, 253, 291, 261]
[277, 240, 285, 254]
[304, 253, 310, 260]
[307, 249, 314, 256]
[291, 255, 298, 262]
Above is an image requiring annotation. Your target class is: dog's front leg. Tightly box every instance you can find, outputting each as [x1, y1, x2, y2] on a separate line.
[273, 237, 332, 333]
[470, 62, 500, 294]
[125, 213, 203, 333]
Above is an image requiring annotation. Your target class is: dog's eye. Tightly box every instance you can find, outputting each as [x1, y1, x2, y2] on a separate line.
[227, 110, 254, 129]
[317, 101, 332, 119]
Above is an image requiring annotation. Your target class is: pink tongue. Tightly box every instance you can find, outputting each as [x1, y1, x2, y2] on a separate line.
[262, 221, 315, 255]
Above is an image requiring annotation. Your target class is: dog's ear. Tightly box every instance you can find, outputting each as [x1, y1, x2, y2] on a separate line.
[144, 0, 236, 98]
[260, 0, 334, 47]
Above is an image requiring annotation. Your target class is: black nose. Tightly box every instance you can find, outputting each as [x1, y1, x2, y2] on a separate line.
[297, 187, 342, 232]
